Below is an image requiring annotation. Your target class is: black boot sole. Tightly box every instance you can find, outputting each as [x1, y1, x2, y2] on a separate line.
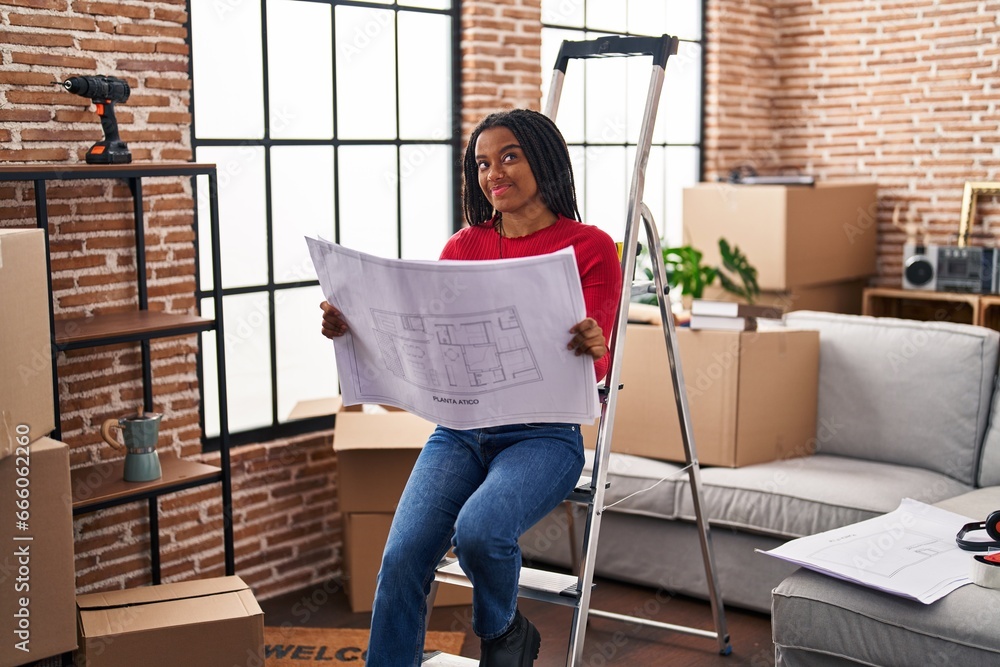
[523, 623, 540, 666]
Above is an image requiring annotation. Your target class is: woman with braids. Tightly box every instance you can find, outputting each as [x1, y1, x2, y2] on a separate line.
[320, 108, 621, 666]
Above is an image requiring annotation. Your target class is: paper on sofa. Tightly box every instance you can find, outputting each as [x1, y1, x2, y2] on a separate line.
[759, 498, 976, 604]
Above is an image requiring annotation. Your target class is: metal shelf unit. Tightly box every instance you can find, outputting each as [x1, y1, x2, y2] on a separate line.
[0, 162, 234, 583]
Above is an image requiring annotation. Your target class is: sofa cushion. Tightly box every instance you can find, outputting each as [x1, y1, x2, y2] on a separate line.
[672, 454, 972, 538]
[934, 486, 1000, 518]
[772, 568, 1000, 667]
[977, 377, 1000, 487]
[784, 311, 999, 486]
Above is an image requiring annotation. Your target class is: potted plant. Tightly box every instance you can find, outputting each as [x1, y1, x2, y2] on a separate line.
[639, 238, 760, 306]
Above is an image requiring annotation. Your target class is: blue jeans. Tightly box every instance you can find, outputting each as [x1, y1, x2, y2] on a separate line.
[366, 422, 585, 666]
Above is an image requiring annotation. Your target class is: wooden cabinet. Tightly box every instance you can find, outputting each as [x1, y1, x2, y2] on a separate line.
[0, 162, 234, 583]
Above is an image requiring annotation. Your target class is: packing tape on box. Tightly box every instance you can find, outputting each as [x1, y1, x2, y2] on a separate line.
[970, 552, 1000, 589]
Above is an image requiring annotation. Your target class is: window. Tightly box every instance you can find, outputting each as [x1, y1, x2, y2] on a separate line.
[188, 0, 460, 445]
[540, 0, 705, 246]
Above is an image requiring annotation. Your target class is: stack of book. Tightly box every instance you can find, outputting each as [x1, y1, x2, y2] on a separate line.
[688, 299, 784, 331]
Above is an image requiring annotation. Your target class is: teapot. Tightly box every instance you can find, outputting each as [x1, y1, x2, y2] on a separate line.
[101, 411, 163, 482]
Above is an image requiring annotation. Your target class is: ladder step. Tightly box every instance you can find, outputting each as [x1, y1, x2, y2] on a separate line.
[434, 559, 587, 607]
[422, 651, 477, 666]
[565, 474, 608, 504]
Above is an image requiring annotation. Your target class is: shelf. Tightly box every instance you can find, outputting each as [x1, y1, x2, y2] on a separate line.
[978, 295, 1000, 330]
[71, 456, 223, 515]
[0, 161, 217, 181]
[6, 161, 235, 585]
[862, 287, 980, 325]
[54, 311, 215, 350]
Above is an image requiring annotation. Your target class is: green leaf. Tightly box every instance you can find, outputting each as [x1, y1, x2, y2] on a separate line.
[717, 238, 760, 304]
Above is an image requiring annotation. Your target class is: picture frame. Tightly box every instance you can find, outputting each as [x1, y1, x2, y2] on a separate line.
[958, 181, 1000, 246]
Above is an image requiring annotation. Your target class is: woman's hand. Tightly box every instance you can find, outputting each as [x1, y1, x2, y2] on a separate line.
[568, 317, 607, 360]
[320, 301, 349, 339]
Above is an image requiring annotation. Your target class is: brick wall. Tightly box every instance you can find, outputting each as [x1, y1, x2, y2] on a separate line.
[461, 0, 543, 137]
[703, 0, 781, 179]
[705, 0, 1000, 286]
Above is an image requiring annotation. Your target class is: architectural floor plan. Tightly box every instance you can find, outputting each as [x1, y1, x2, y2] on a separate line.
[371, 306, 542, 394]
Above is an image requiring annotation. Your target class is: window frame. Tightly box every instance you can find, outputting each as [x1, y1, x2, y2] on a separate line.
[186, 0, 463, 450]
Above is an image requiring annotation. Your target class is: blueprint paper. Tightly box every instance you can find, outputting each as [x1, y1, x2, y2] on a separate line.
[306, 237, 600, 429]
[759, 498, 975, 604]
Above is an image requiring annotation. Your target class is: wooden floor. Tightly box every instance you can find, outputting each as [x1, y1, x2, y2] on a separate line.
[260, 574, 775, 666]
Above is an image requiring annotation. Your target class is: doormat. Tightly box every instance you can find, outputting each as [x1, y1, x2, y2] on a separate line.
[265, 626, 466, 665]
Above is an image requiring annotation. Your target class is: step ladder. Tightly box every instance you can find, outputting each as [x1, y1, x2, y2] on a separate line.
[425, 34, 731, 666]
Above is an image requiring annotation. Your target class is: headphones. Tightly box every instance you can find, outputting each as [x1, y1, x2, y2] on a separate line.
[955, 510, 1000, 552]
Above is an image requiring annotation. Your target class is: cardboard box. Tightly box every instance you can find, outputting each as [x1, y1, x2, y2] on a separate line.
[333, 411, 472, 612]
[0, 436, 76, 665]
[75, 576, 264, 667]
[585, 324, 819, 467]
[683, 182, 878, 291]
[334, 411, 436, 514]
[286, 395, 345, 420]
[343, 513, 472, 613]
[0, 228, 55, 458]
[701, 278, 868, 316]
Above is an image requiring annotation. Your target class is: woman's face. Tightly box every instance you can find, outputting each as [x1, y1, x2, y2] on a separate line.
[475, 126, 547, 220]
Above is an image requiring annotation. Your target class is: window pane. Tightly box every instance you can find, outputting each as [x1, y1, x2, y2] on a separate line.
[194, 172, 216, 292]
[542, 29, 585, 142]
[542, 0, 584, 27]
[584, 145, 627, 241]
[400, 0, 451, 10]
[630, 144, 667, 240]
[199, 307, 220, 438]
[586, 0, 626, 33]
[626, 55, 652, 145]
[568, 144, 587, 221]
[276, 285, 338, 422]
[398, 12, 451, 140]
[661, 41, 702, 144]
[668, 2, 703, 41]
[585, 58, 628, 144]
[271, 146, 336, 283]
[666, 146, 700, 245]
[190, 0, 265, 139]
[335, 6, 397, 139]
[267, 0, 334, 140]
[338, 145, 398, 257]
[195, 146, 269, 289]
[202, 294, 274, 434]
[400, 145, 452, 260]
[627, 0, 667, 37]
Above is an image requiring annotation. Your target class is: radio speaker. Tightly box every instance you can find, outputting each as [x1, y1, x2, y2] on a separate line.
[903, 244, 1000, 293]
[902, 243, 937, 291]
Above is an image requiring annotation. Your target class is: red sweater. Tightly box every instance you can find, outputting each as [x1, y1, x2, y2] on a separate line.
[440, 215, 623, 381]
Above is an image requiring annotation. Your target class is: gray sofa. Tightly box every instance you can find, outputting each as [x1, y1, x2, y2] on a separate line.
[520, 311, 1000, 631]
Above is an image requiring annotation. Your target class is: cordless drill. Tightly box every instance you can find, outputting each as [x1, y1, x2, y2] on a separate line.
[59, 75, 132, 164]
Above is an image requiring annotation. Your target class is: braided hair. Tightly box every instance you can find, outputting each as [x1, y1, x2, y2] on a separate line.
[462, 109, 582, 227]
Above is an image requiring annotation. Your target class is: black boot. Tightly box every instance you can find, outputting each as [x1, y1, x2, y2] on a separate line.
[479, 609, 541, 666]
